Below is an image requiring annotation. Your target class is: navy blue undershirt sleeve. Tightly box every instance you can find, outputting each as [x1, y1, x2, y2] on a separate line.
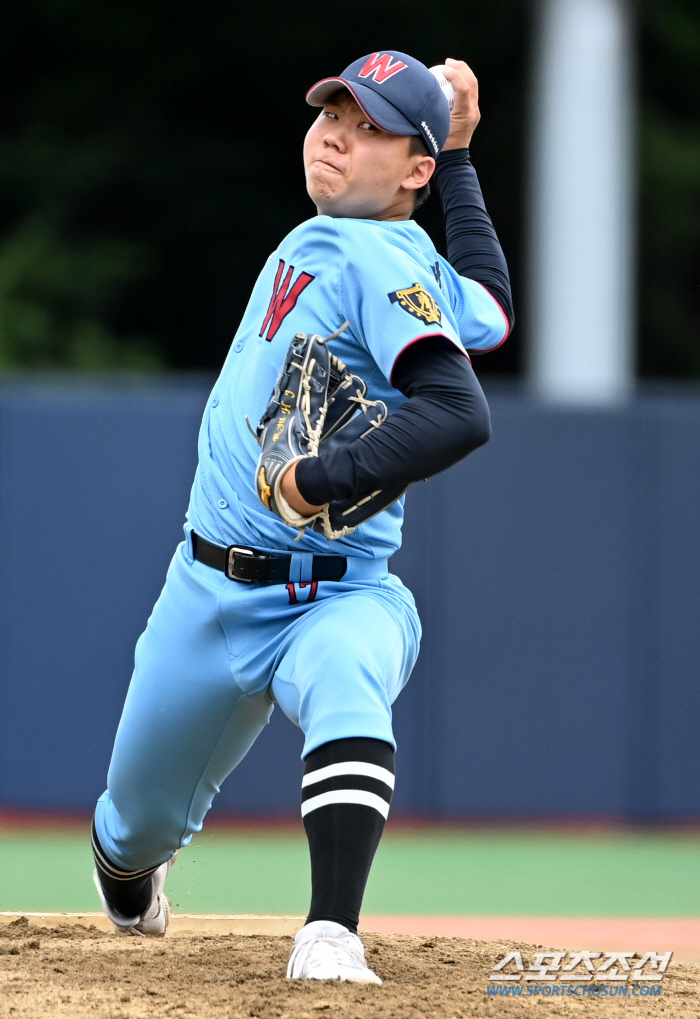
[294, 337, 491, 506]
[434, 147, 514, 334]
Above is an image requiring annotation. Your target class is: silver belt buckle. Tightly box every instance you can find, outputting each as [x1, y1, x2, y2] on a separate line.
[226, 545, 257, 583]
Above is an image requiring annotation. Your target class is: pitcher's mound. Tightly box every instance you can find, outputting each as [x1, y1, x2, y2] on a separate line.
[0, 916, 694, 1018]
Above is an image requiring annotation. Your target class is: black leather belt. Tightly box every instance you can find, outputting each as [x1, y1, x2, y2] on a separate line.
[191, 532, 347, 584]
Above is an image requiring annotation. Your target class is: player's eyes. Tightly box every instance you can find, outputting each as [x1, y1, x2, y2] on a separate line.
[359, 122, 376, 131]
[323, 111, 338, 120]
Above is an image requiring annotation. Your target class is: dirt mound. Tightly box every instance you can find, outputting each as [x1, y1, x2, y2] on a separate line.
[0, 925, 694, 1018]
[0, 915, 107, 941]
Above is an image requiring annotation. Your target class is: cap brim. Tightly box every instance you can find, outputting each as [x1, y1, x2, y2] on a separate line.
[305, 77, 419, 136]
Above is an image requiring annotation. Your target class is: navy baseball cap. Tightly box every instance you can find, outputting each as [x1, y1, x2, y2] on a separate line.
[306, 51, 451, 157]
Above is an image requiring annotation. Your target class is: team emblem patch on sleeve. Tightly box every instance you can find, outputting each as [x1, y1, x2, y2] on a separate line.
[388, 283, 442, 325]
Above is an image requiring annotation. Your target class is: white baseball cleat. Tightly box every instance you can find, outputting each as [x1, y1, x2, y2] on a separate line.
[286, 920, 382, 984]
[93, 856, 175, 937]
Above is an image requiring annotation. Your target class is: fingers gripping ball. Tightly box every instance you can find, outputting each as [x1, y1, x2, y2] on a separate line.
[429, 65, 455, 111]
[253, 326, 408, 540]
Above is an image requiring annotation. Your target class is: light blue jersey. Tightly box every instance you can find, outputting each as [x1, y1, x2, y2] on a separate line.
[187, 214, 507, 558]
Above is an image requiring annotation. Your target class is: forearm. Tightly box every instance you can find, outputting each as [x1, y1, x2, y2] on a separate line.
[295, 338, 491, 506]
[434, 148, 514, 332]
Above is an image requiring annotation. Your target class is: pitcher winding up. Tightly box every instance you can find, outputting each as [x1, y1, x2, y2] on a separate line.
[92, 50, 513, 984]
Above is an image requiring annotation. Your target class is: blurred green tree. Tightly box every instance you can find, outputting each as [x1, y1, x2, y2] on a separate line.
[0, 210, 157, 368]
[0, 0, 697, 377]
[0, 0, 528, 373]
[638, 0, 700, 377]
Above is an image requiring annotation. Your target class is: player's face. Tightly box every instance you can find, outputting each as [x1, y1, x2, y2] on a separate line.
[303, 94, 434, 221]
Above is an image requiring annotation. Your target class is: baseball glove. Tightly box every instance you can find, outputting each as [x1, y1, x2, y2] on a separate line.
[253, 325, 409, 540]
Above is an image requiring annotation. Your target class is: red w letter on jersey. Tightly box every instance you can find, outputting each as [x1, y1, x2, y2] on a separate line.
[358, 53, 408, 84]
[260, 259, 315, 341]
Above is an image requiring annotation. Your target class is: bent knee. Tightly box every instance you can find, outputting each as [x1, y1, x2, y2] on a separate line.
[96, 793, 187, 871]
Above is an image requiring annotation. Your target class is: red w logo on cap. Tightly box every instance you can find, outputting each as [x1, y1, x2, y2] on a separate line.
[358, 53, 408, 84]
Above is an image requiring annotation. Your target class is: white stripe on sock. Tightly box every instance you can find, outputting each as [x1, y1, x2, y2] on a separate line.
[92, 837, 157, 881]
[301, 761, 395, 790]
[300, 789, 390, 819]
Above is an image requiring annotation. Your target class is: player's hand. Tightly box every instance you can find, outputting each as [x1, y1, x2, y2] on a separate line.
[280, 461, 323, 516]
[441, 58, 480, 151]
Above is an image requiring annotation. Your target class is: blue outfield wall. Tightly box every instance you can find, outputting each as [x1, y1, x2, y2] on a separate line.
[0, 379, 698, 820]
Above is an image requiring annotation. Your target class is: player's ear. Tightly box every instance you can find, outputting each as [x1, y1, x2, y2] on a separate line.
[402, 154, 435, 192]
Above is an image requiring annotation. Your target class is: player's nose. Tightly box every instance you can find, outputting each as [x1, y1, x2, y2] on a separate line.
[322, 127, 347, 152]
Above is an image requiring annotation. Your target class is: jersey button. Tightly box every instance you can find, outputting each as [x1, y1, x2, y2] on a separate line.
[211, 397, 219, 408]
[218, 498, 228, 509]
[234, 341, 244, 352]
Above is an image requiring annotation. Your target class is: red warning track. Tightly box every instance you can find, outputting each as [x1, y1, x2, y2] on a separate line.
[361, 915, 700, 961]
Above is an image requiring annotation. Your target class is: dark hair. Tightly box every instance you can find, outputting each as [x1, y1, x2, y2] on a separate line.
[408, 134, 432, 212]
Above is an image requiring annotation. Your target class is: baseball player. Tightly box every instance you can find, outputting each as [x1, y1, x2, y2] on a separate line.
[92, 52, 513, 984]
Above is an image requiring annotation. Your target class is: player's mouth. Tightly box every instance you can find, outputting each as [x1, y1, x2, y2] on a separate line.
[313, 157, 344, 175]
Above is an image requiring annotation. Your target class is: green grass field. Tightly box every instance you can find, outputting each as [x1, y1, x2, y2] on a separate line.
[3, 825, 700, 917]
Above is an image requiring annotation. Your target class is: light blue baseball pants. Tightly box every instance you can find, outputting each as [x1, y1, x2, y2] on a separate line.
[94, 530, 421, 872]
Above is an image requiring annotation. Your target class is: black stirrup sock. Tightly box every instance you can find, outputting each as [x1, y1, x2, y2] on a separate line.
[302, 737, 395, 935]
[91, 818, 156, 919]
